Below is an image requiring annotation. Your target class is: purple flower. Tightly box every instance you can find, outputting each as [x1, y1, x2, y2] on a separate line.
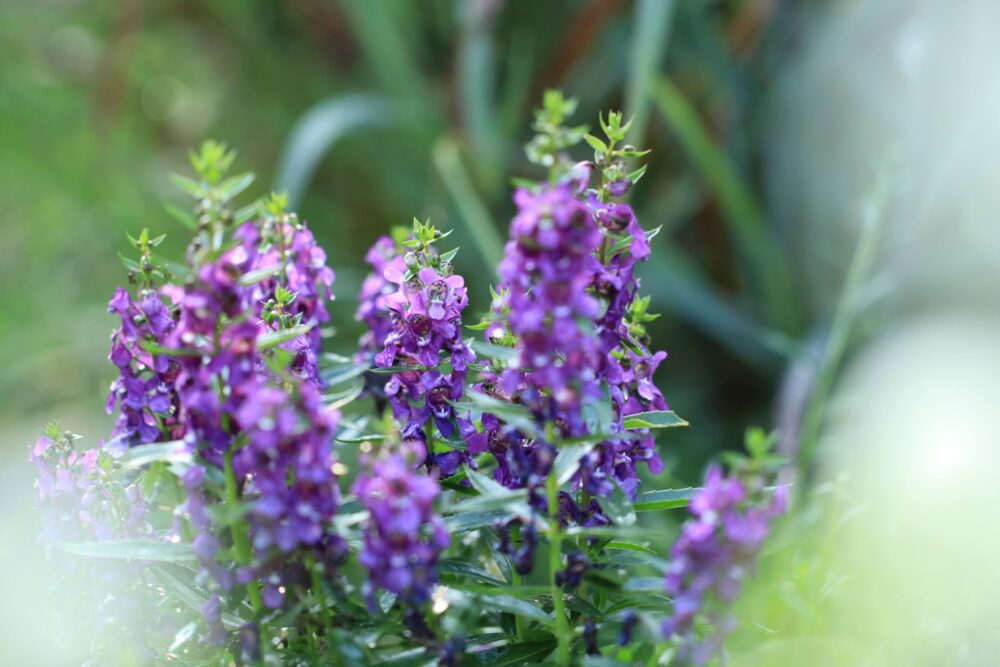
[375, 258, 475, 473]
[356, 236, 404, 366]
[661, 465, 786, 664]
[354, 454, 449, 602]
[106, 288, 181, 446]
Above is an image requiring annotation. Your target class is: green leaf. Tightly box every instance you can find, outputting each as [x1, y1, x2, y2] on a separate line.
[169, 173, 204, 198]
[57, 539, 195, 562]
[432, 136, 504, 270]
[163, 200, 197, 231]
[475, 593, 554, 626]
[239, 265, 282, 286]
[141, 341, 202, 358]
[553, 443, 593, 486]
[442, 509, 510, 533]
[583, 133, 608, 154]
[437, 558, 506, 587]
[633, 487, 697, 511]
[257, 323, 314, 350]
[623, 577, 664, 593]
[152, 566, 245, 629]
[653, 77, 795, 330]
[468, 640, 557, 666]
[622, 410, 688, 430]
[217, 172, 255, 201]
[337, 433, 385, 446]
[117, 440, 190, 470]
[605, 540, 657, 554]
[461, 391, 538, 435]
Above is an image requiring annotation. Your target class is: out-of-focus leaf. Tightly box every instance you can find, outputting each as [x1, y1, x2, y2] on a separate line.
[257, 323, 313, 350]
[625, 0, 676, 142]
[553, 443, 593, 485]
[117, 440, 190, 470]
[163, 200, 197, 231]
[275, 94, 393, 206]
[622, 410, 689, 429]
[460, 391, 538, 435]
[468, 640, 557, 665]
[432, 136, 504, 269]
[57, 540, 195, 562]
[605, 540, 657, 554]
[438, 558, 506, 587]
[652, 77, 796, 330]
[152, 566, 246, 629]
[633, 487, 697, 511]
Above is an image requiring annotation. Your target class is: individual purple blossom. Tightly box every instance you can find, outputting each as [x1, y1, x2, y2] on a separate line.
[354, 454, 449, 602]
[662, 465, 787, 665]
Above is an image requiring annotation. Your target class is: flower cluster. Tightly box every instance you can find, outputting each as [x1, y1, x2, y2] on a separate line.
[234, 209, 336, 386]
[372, 221, 475, 475]
[233, 380, 345, 607]
[662, 464, 787, 664]
[356, 235, 402, 366]
[354, 453, 449, 602]
[106, 235, 181, 447]
[30, 427, 149, 544]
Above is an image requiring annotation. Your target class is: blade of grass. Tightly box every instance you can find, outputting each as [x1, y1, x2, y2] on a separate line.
[458, 0, 502, 191]
[337, 0, 434, 107]
[432, 136, 504, 270]
[652, 77, 796, 331]
[796, 166, 890, 481]
[624, 0, 676, 143]
[640, 241, 795, 371]
[275, 94, 393, 206]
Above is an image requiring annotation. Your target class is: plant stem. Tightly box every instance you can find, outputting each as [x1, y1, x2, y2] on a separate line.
[224, 449, 262, 613]
[546, 471, 571, 666]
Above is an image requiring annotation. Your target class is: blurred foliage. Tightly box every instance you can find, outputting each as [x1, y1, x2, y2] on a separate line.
[0, 0, 836, 481]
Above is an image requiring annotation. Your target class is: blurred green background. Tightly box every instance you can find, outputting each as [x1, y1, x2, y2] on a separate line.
[7, 0, 1000, 664]
[0, 0, 823, 472]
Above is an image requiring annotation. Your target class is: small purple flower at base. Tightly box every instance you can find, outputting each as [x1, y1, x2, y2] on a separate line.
[661, 464, 786, 665]
[354, 454, 449, 603]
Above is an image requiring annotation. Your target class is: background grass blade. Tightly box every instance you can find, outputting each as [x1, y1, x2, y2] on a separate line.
[625, 0, 677, 143]
[432, 136, 504, 269]
[275, 94, 393, 206]
[653, 77, 796, 331]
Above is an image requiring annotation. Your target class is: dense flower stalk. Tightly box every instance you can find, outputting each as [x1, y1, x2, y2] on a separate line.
[373, 223, 475, 475]
[354, 453, 449, 602]
[662, 465, 787, 664]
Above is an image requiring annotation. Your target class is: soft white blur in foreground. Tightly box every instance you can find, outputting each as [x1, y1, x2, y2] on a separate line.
[740, 0, 1000, 664]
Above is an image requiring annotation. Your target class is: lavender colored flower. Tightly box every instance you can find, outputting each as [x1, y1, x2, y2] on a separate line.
[375, 258, 475, 473]
[496, 184, 603, 429]
[354, 454, 449, 602]
[106, 288, 180, 446]
[234, 218, 336, 386]
[662, 465, 787, 664]
[356, 235, 403, 365]
[232, 380, 345, 607]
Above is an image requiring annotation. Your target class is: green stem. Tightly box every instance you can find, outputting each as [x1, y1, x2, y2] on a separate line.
[546, 472, 571, 666]
[224, 449, 262, 614]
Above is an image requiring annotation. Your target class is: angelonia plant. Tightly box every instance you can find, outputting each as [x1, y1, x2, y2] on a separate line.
[30, 92, 785, 666]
